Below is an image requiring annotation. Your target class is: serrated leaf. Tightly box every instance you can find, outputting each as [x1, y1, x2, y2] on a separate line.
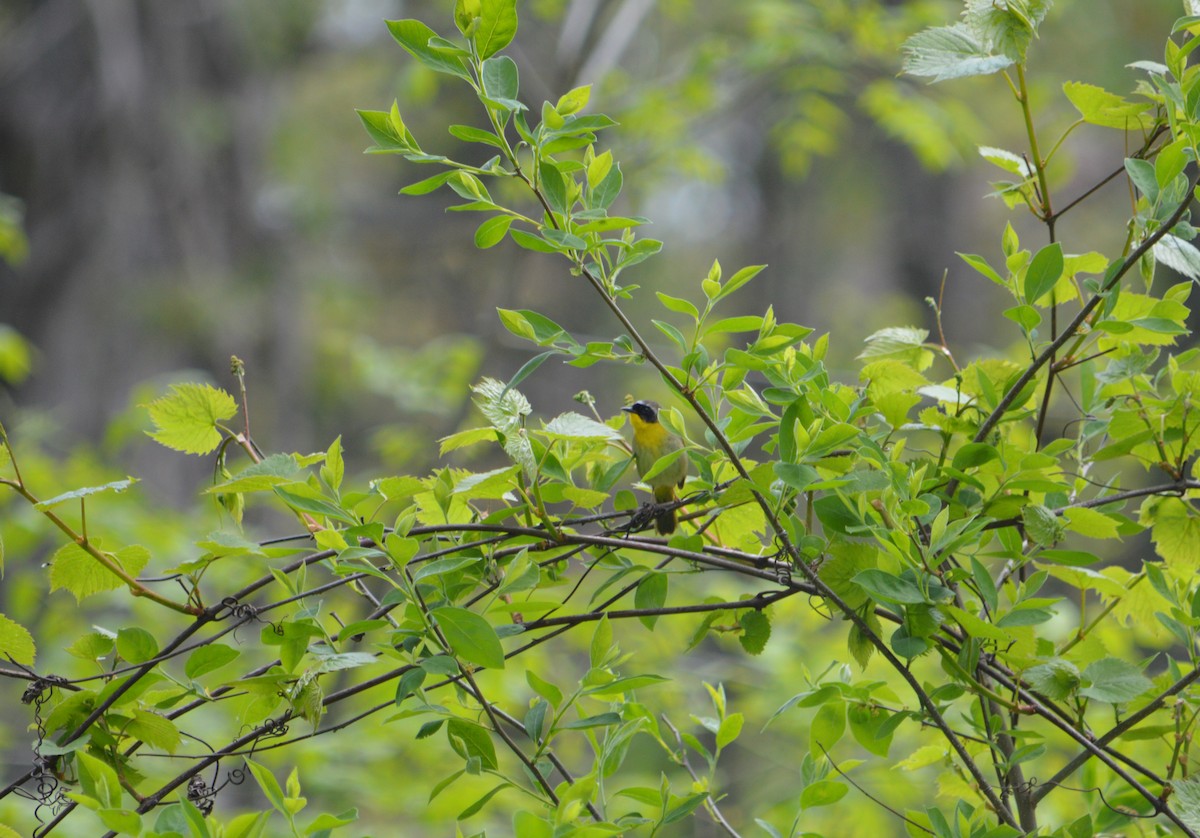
[0, 613, 35, 665]
[205, 454, 303, 494]
[1153, 234, 1200, 280]
[738, 610, 770, 655]
[49, 542, 151, 602]
[1023, 504, 1064, 547]
[1024, 659, 1080, 700]
[1062, 506, 1120, 540]
[1150, 497, 1200, 570]
[542, 412, 622, 440]
[34, 478, 138, 510]
[1063, 81, 1153, 129]
[901, 23, 1014, 82]
[146, 383, 237, 455]
[127, 709, 180, 753]
[1079, 657, 1152, 703]
[979, 146, 1033, 176]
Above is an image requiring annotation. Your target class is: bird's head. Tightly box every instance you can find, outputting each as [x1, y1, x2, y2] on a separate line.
[621, 400, 660, 425]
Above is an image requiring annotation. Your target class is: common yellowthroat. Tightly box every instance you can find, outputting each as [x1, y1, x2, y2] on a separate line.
[622, 400, 687, 534]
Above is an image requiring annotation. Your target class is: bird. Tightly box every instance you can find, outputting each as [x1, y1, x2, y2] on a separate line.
[621, 400, 687, 534]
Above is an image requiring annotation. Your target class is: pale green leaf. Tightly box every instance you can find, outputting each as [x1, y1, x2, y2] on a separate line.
[145, 383, 238, 455]
[0, 613, 35, 665]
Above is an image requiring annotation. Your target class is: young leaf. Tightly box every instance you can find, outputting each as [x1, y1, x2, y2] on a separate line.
[386, 20, 471, 81]
[0, 613, 35, 666]
[1079, 658, 1152, 704]
[901, 24, 1014, 83]
[146, 383, 238, 455]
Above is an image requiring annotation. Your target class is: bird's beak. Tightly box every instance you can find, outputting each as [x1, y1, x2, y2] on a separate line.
[620, 406, 634, 413]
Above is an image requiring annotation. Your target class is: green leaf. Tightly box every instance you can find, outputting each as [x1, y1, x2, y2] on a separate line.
[245, 758, 287, 813]
[273, 484, 356, 524]
[206, 454, 303, 494]
[185, 644, 240, 680]
[49, 542, 151, 603]
[555, 85, 591, 115]
[979, 145, 1033, 176]
[656, 292, 699, 319]
[433, 606, 505, 670]
[581, 674, 669, 697]
[799, 779, 849, 809]
[395, 667, 426, 705]
[98, 809, 142, 835]
[773, 463, 819, 492]
[634, 571, 668, 630]
[474, 0, 518, 59]
[590, 615, 613, 668]
[1024, 242, 1064, 305]
[34, 478, 138, 510]
[1079, 657, 1153, 704]
[716, 712, 744, 750]
[457, 782, 512, 820]
[1004, 304, 1042, 333]
[449, 124, 503, 147]
[809, 701, 846, 756]
[538, 159, 568, 215]
[447, 718, 499, 769]
[481, 55, 519, 102]
[951, 442, 998, 471]
[116, 627, 159, 664]
[0, 613, 35, 666]
[1063, 81, 1153, 129]
[385, 20, 471, 81]
[1149, 497, 1200, 570]
[474, 215, 512, 249]
[509, 228, 559, 253]
[76, 751, 122, 809]
[1153, 234, 1200, 281]
[562, 712, 622, 730]
[1024, 659, 1080, 700]
[852, 569, 926, 604]
[127, 709, 180, 754]
[145, 383, 237, 454]
[738, 610, 770, 655]
[1062, 507, 1120, 540]
[1125, 158, 1159, 201]
[958, 252, 1005, 285]
[412, 556, 481, 582]
[542, 412, 622, 440]
[1023, 504, 1064, 547]
[901, 23, 1015, 82]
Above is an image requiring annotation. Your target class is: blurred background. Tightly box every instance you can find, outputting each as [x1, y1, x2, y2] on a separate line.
[1, 0, 1183, 477]
[0, 0, 1190, 834]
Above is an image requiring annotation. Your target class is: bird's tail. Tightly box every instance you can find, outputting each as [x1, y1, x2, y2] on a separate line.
[653, 486, 677, 535]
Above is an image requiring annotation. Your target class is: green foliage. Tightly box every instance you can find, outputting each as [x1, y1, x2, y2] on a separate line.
[7, 1, 1200, 836]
